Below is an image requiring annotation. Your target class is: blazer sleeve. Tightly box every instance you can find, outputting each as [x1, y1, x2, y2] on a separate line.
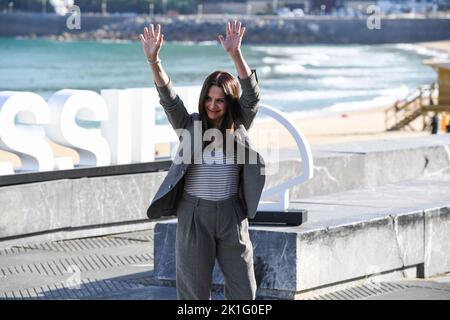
[155, 78, 191, 130]
[238, 69, 261, 130]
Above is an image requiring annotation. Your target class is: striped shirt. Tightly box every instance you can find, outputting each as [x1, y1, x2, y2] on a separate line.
[184, 147, 242, 201]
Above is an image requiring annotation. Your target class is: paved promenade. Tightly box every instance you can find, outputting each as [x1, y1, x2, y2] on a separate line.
[1, 227, 449, 300]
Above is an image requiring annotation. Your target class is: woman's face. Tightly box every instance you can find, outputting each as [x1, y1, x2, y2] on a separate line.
[205, 85, 227, 128]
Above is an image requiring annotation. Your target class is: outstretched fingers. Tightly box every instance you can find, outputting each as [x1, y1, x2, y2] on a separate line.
[240, 26, 246, 38]
[143, 23, 163, 43]
[218, 34, 225, 45]
[155, 24, 161, 40]
[144, 27, 149, 40]
[150, 24, 155, 38]
[227, 19, 244, 37]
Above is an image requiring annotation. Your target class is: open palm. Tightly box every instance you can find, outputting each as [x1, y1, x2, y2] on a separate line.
[218, 20, 246, 55]
[139, 24, 164, 61]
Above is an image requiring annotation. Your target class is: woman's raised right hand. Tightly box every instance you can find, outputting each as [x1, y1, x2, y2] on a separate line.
[139, 24, 164, 62]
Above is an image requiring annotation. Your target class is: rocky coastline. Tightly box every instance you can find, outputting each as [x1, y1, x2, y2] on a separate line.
[2, 12, 450, 44]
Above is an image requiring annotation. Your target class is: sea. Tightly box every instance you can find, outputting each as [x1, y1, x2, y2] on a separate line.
[0, 37, 447, 120]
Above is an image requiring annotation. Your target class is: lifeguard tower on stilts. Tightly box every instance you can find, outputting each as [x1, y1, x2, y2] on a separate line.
[385, 60, 450, 133]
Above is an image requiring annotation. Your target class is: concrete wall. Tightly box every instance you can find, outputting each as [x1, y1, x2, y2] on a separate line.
[0, 172, 165, 245]
[267, 134, 450, 199]
[1, 134, 449, 244]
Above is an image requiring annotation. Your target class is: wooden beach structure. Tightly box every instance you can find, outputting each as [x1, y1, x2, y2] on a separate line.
[385, 60, 450, 132]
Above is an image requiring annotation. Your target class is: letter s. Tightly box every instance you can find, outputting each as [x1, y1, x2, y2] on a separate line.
[0, 91, 53, 172]
[46, 89, 111, 166]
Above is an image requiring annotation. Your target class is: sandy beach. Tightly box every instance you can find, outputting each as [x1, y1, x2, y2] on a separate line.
[249, 105, 429, 150]
[1, 40, 449, 168]
[417, 40, 450, 55]
[247, 40, 450, 149]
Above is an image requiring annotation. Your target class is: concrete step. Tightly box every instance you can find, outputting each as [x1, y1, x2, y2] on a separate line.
[154, 172, 450, 299]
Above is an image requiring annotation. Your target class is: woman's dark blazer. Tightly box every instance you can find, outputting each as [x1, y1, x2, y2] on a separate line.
[146, 70, 265, 220]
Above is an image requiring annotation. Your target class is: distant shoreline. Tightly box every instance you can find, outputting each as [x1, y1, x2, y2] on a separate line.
[2, 12, 450, 44]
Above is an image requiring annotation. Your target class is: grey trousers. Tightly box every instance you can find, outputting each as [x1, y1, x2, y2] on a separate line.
[175, 192, 257, 300]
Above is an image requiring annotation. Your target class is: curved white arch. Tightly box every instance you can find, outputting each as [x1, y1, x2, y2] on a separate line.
[257, 104, 314, 211]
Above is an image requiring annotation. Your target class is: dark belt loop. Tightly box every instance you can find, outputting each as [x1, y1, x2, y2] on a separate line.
[230, 196, 236, 207]
[233, 196, 241, 210]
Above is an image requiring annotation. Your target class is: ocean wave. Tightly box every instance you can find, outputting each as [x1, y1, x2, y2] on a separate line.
[262, 56, 324, 67]
[261, 89, 371, 102]
[254, 93, 401, 124]
[272, 64, 305, 75]
[324, 95, 398, 113]
[265, 67, 406, 78]
[259, 66, 272, 75]
[262, 88, 409, 104]
[394, 43, 449, 59]
[253, 108, 327, 123]
[171, 40, 218, 46]
[198, 41, 218, 46]
[251, 46, 362, 57]
[97, 39, 133, 44]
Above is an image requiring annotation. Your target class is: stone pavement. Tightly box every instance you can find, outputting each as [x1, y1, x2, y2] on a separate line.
[0, 227, 449, 300]
[306, 275, 450, 300]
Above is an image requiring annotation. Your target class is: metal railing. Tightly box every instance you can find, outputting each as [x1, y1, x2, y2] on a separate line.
[384, 82, 438, 131]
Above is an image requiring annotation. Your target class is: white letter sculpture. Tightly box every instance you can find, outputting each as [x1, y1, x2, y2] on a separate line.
[101, 89, 133, 165]
[46, 89, 111, 167]
[124, 88, 156, 163]
[0, 91, 54, 172]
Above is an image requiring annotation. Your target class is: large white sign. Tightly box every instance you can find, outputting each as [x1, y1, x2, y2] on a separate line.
[0, 89, 314, 212]
[0, 88, 178, 174]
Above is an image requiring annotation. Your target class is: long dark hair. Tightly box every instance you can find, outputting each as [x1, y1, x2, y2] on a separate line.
[198, 71, 241, 152]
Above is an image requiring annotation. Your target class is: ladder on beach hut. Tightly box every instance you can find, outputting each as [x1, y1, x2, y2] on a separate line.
[385, 60, 450, 132]
[384, 83, 437, 131]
